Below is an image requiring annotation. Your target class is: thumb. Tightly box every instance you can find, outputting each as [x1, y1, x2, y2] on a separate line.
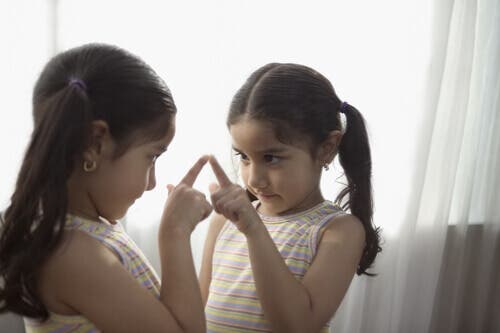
[208, 182, 220, 194]
[166, 184, 175, 195]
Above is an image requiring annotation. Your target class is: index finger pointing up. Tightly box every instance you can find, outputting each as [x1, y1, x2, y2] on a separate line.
[179, 155, 209, 187]
[208, 155, 232, 187]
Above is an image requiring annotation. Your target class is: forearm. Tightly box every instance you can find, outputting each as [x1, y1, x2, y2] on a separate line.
[245, 222, 315, 333]
[159, 229, 206, 333]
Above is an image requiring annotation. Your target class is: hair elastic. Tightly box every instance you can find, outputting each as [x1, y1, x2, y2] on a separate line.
[339, 101, 349, 134]
[69, 78, 87, 91]
[340, 101, 349, 114]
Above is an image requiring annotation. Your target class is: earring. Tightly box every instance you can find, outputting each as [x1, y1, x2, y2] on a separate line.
[323, 163, 330, 171]
[83, 160, 97, 172]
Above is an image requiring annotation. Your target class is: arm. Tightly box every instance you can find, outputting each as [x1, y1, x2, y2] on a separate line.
[40, 230, 197, 333]
[159, 227, 206, 332]
[244, 214, 365, 333]
[206, 156, 365, 332]
[157, 156, 213, 332]
[199, 213, 226, 304]
[41, 157, 211, 333]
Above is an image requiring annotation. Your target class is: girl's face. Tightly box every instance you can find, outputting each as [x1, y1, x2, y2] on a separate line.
[230, 118, 325, 216]
[71, 120, 175, 222]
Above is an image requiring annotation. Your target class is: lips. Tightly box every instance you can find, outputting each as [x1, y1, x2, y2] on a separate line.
[257, 193, 277, 199]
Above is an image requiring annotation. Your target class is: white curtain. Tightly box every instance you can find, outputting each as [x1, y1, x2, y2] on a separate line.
[1, 1, 498, 332]
[331, 0, 500, 332]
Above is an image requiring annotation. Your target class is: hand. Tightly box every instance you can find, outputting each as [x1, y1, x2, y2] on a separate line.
[208, 155, 261, 234]
[160, 156, 213, 237]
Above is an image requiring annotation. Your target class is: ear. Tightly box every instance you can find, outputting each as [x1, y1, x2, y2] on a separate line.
[82, 120, 112, 164]
[316, 130, 342, 165]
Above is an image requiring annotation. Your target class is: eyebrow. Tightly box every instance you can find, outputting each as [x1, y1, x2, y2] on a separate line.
[232, 146, 288, 154]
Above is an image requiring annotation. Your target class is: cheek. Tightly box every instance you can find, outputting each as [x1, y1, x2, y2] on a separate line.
[240, 165, 250, 184]
[274, 170, 297, 189]
[110, 164, 151, 196]
[106, 178, 139, 199]
[132, 166, 153, 191]
[280, 162, 317, 188]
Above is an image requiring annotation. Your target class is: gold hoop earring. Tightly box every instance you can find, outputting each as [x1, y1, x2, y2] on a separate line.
[83, 160, 97, 172]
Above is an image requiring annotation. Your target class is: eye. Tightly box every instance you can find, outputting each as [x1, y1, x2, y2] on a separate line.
[234, 151, 249, 162]
[264, 154, 281, 164]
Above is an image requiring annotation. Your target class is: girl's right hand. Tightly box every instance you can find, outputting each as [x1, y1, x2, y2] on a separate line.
[208, 155, 261, 234]
[160, 156, 213, 236]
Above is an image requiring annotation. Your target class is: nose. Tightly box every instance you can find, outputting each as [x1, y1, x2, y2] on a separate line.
[247, 163, 268, 190]
[146, 165, 156, 191]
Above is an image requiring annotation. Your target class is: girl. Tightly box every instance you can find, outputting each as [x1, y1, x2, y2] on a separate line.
[0, 43, 212, 333]
[200, 63, 381, 332]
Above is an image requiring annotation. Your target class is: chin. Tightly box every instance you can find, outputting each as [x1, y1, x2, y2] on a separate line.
[115, 211, 128, 221]
[259, 202, 283, 215]
[102, 209, 128, 222]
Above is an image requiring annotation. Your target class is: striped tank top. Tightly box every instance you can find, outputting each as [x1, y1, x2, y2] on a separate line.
[24, 214, 161, 333]
[206, 200, 345, 332]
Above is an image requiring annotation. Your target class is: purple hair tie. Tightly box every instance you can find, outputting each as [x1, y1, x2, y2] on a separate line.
[69, 78, 87, 91]
[340, 101, 349, 114]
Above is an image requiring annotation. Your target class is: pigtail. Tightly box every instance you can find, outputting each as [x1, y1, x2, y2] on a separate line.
[0, 81, 91, 319]
[336, 103, 381, 276]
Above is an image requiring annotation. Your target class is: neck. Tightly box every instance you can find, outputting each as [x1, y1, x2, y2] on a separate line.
[66, 172, 102, 223]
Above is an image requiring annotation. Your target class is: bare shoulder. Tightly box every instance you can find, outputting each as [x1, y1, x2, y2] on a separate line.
[302, 213, 367, 326]
[39, 229, 121, 313]
[321, 213, 366, 246]
[201, 213, 227, 257]
[207, 213, 227, 238]
[199, 213, 228, 303]
[45, 228, 118, 271]
[210, 212, 227, 227]
[38, 228, 184, 332]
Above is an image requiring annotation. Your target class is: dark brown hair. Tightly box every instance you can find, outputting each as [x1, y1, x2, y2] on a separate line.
[228, 63, 381, 275]
[0, 43, 176, 319]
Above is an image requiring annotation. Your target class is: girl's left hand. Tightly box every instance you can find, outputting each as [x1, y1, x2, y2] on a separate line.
[208, 156, 261, 234]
